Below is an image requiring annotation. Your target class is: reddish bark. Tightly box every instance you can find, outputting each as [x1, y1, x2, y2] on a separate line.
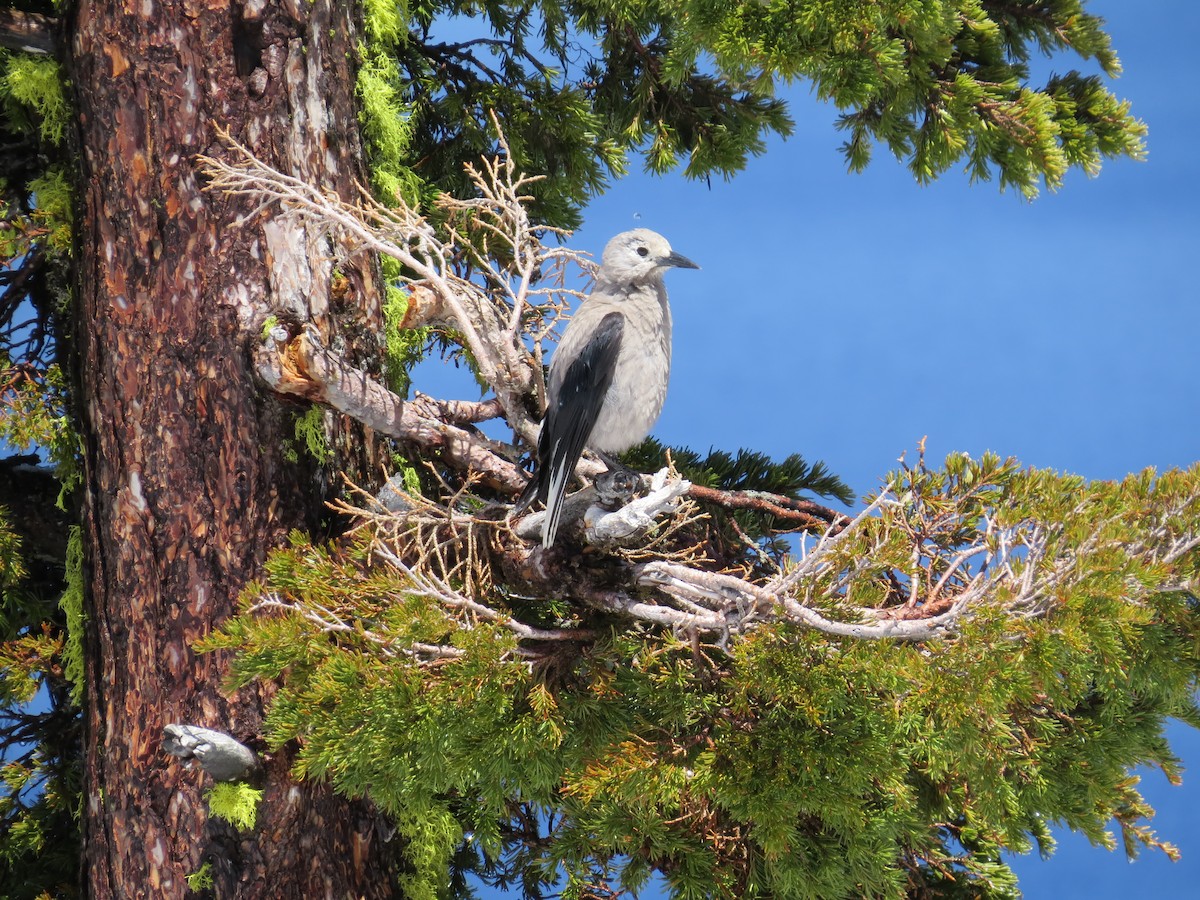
[69, 0, 398, 895]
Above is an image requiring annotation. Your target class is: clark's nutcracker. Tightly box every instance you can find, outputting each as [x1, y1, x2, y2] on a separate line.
[519, 228, 698, 545]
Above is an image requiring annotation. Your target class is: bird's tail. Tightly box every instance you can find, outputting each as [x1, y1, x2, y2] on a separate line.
[512, 465, 568, 546]
[513, 420, 571, 546]
[538, 460, 572, 546]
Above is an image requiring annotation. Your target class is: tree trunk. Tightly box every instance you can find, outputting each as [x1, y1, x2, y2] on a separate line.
[68, 0, 398, 895]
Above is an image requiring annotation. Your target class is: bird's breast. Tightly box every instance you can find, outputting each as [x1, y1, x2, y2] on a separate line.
[588, 301, 671, 453]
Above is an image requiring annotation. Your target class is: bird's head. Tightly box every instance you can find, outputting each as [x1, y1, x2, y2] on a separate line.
[599, 228, 699, 284]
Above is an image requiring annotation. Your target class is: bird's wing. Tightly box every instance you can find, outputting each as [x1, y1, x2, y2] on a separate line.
[530, 310, 625, 545]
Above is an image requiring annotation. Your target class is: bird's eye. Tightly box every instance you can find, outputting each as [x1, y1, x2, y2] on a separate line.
[636, 246, 649, 257]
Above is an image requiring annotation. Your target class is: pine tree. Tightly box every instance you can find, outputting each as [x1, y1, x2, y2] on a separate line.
[1, 2, 1190, 899]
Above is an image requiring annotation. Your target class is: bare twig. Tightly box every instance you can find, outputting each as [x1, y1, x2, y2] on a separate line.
[199, 122, 592, 445]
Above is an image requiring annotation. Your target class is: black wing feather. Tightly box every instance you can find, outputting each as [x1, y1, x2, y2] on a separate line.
[519, 311, 624, 545]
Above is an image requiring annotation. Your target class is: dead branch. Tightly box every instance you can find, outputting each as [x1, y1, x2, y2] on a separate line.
[410, 392, 506, 426]
[584, 468, 694, 547]
[255, 323, 526, 492]
[199, 123, 592, 446]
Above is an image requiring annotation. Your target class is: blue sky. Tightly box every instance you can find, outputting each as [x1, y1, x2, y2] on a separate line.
[422, 2, 1200, 895]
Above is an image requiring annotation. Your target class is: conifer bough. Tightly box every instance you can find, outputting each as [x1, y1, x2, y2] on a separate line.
[378, 0, 1147, 220]
[201, 125, 1199, 899]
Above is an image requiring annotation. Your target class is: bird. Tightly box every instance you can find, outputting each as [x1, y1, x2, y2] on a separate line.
[518, 228, 699, 546]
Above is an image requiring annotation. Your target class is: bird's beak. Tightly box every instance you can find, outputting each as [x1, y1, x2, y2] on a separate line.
[664, 251, 699, 270]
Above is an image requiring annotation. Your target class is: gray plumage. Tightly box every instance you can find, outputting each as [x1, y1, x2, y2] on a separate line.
[519, 229, 699, 545]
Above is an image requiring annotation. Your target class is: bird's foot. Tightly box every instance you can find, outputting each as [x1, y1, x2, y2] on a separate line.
[593, 467, 641, 508]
